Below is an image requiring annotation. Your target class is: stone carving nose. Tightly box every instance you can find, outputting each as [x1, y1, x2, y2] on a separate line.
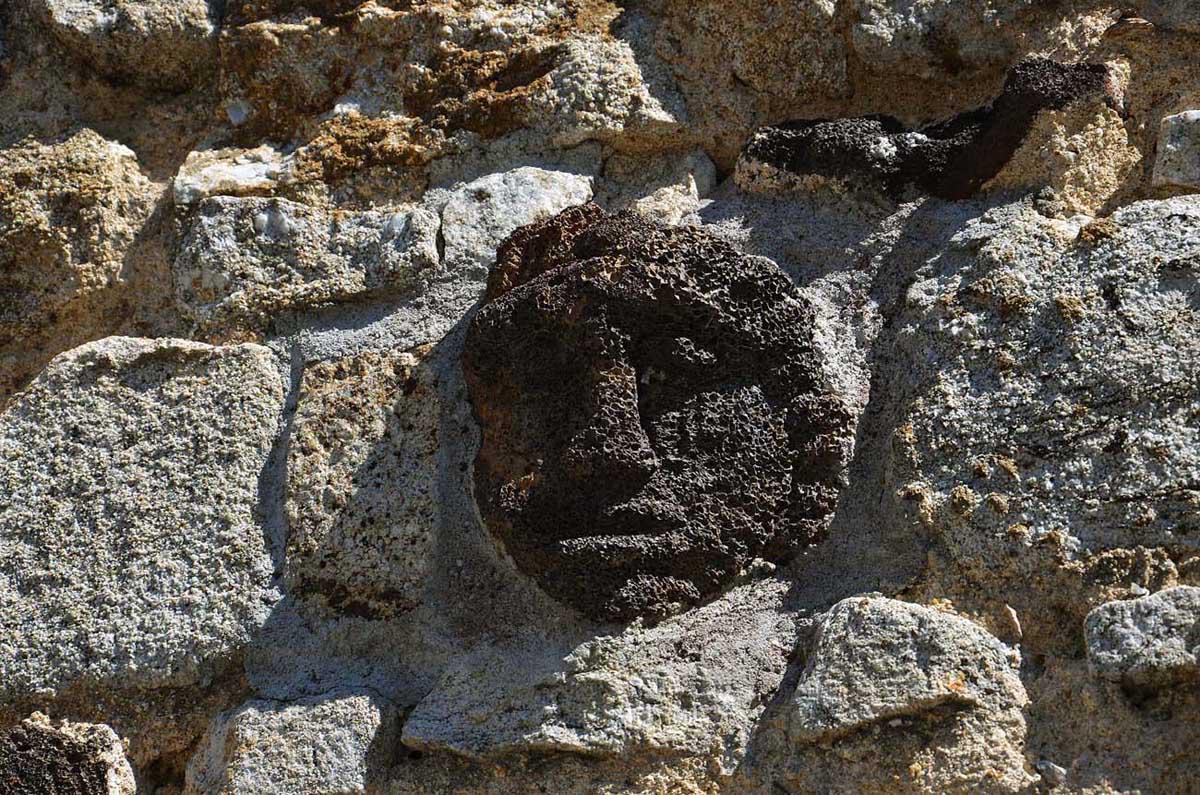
[561, 365, 658, 483]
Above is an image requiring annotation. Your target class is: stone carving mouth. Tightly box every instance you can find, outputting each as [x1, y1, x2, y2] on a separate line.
[586, 496, 687, 539]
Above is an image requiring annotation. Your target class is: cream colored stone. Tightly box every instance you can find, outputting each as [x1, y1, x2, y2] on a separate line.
[0, 129, 157, 403]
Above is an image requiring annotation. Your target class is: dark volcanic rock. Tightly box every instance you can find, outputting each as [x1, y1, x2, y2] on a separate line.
[740, 59, 1117, 200]
[463, 203, 854, 623]
[0, 716, 122, 795]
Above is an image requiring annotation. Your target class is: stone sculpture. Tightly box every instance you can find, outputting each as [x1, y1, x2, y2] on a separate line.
[463, 203, 853, 622]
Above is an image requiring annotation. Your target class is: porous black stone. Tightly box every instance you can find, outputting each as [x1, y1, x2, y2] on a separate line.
[0, 721, 110, 795]
[463, 203, 853, 622]
[741, 58, 1116, 200]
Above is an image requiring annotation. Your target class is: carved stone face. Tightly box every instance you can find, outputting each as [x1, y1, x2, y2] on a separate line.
[463, 204, 852, 622]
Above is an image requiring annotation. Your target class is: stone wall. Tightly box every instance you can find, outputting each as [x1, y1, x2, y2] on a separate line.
[2, 1, 1200, 792]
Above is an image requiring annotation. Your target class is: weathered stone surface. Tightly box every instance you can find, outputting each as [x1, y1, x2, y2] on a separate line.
[0, 336, 284, 701]
[646, 0, 846, 165]
[1139, 0, 1200, 32]
[789, 597, 1026, 740]
[174, 197, 440, 335]
[284, 348, 440, 619]
[1022, 653, 1200, 794]
[31, 0, 220, 91]
[984, 97, 1142, 215]
[184, 691, 397, 795]
[402, 579, 797, 771]
[850, 0, 1025, 80]
[0, 129, 157, 403]
[531, 33, 685, 150]
[739, 59, 1118, 200]
[464, 203, 854, 622]
[173, 146, 290, 207]
[4, 0, 1200, 789]
[1152, 110, 1200, 190]
[212, 0, 667, 155]
[1086, 587, 1200, 690]
[0, 713, 135, 795]
[883, 195, 1200, 648]
[595, 149, 716, 225]
[766, 597, 1034, 794]
[439, 166, 593, 277]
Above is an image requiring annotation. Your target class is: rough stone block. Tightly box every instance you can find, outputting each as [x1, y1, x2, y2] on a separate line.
[789, 597, 1027, 741]
[0, 713, 135, 795]
[439, 166, 593, 276]
[174, 197, 440, 335]
[184, 691, 397, 795]
[173, 146, 290, 207]
[0, 129, 157, 401]
[34, 0, 221, 91]
[0, 336, 285, 702]
[284, 348, 440, 619]
[1086, 586, 1200, 690]
[1152, 111, 1200, 190]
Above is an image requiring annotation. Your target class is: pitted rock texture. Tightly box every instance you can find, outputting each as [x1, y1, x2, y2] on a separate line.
[0, 713, 135, 795]
[27, 0, 220, 92]
[285, 348, 440, 619]
[0, 337, 284, 702]
[1153, 110, 1200, 189]
[174, 196, 440, 336]
[463, 203, 854, 622]
[1086, 586, 1200, 691]
[184, 691, 398, 795]
[0, 129, 157, 404]
[739, 59, 1117, 200]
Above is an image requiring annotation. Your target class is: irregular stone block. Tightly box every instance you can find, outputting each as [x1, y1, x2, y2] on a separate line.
[596, 150, 717, 225]
[0, 713, 135, 795]
[173, 146, 290, 207]
[738, 59, 1118, 200]
[0, 129, 157, 402]
[403, 579, 798, 772]
[1086, 586, 1200, 690]
[789, 597, 1027, 741]
[1152, 111, 1200, 190]
[0, 336, 284, 702]
[851, 0, 1023, 79]
[173, 197, 440, 335]
[184, 691, 397, 795]
[284, 348, 440, 618]
[882, 195, 1200, 648]
[32, 0, 221, 91]
[439, 166, 593, 276]
[463, 203, 854, 622]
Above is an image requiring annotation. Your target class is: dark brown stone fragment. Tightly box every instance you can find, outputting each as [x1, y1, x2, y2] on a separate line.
[741, 58, 1117, 200]
[0, 718, 112, 795]
[463, 204, 853, 622]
